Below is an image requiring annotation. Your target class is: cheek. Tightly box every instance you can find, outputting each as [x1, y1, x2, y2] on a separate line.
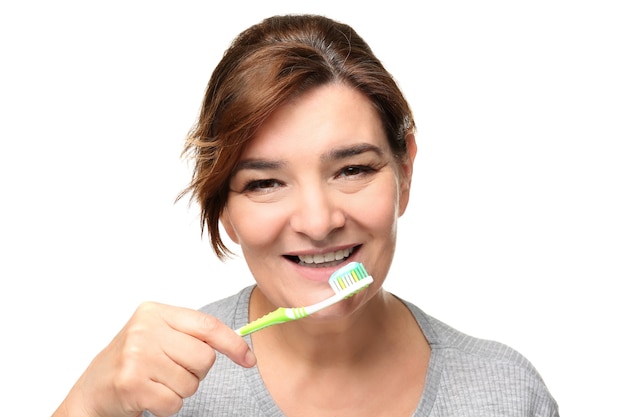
[350, 178, 400, 235]
[224, 200, 286, 249]
[374, 193, 400, 234]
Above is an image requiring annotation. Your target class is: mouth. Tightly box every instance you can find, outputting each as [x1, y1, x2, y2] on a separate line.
[284, 245, 360, 268]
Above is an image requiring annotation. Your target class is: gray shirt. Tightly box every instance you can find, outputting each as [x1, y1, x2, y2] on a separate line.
[145, 286, 559, 416]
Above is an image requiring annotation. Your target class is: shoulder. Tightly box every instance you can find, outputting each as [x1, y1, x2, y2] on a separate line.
[402, 299, 539, 371]
[427, 311, 537, 368]
[401, 300, 560, 416]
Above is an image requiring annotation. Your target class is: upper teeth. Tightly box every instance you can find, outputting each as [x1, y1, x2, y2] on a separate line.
[298, 248, 353, 264]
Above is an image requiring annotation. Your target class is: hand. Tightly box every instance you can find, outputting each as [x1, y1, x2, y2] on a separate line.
[52, 302, 256, 417]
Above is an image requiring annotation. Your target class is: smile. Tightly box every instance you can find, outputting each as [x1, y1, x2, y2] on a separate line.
[285, 246, 359, 267]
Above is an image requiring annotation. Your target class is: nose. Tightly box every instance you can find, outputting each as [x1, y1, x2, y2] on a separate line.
[289, 184, 346, 241]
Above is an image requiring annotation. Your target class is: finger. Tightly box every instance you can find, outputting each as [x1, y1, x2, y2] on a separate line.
[108, 349, 187, 417]
[158, 304, 256, 367]
[159, 329, 217, 381]
[139, 379, 184, 417]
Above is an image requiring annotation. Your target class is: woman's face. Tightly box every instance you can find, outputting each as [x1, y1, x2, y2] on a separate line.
[222, 83, 416, 316]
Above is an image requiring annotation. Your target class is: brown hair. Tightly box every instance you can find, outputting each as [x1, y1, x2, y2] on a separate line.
[179, 14, 415, 259]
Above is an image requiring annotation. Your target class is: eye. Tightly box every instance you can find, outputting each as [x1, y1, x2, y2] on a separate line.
[337, 164, 376, 178]
[242, 178, 283, 192]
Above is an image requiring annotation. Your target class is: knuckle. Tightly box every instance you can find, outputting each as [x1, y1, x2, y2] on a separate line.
[198, 313, 221, 333]
[152, 395, 184, 417]
[114, 365, 142, 399]
[134, 301, 160, 317]
[178, 376, 201, 398]
[198, 348, 217, 379]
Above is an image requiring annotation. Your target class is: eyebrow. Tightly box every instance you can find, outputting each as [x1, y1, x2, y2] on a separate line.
[232, 159, 285, 174]
[322, 143, 384, 161]
[232, 143, 384, 175]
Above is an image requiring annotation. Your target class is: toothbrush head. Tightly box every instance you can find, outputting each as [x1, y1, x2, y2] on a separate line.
[327, 261, 372, 297]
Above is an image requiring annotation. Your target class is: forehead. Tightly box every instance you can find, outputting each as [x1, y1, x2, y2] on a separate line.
[240, 83, 389, 159]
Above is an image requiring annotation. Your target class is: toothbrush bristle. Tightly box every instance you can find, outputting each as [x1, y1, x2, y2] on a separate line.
[328, 262, 371, 294]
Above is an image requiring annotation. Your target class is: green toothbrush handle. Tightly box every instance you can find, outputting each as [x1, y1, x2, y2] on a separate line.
[236, 307, 306, 336]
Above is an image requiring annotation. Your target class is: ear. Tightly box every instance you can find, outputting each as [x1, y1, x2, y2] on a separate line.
[220, 207, 240, 244]
[398, 132, 417, 217]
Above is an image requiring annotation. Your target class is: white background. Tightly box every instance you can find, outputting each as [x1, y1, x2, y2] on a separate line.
[1, 1, 624, 416]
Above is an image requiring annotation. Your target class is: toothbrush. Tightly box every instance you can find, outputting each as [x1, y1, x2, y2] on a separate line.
[236, 261, 373, 336]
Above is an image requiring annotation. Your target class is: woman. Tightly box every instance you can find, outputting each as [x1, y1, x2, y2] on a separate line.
[53, 14, 558, 417]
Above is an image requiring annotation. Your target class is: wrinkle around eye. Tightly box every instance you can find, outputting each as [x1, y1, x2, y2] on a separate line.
[246, 179, 283, 192]
[338, 165, 376, 178]
[334, 160, 389, 181]
[229, 176, 282, 194]
[229, 179, 289, 203]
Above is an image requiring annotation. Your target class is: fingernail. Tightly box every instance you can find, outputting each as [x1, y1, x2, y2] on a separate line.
[244, 349, 257, 367]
